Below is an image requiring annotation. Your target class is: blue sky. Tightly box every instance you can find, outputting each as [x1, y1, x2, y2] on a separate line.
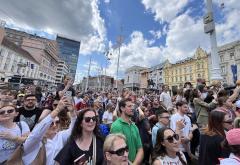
[0, 0, 239, 83]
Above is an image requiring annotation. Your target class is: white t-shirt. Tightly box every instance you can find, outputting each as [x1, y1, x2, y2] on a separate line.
[170, 113, 191, 152]
[102, 111, 113, 124]
[160, 92, 173, 110]
[0, 121, 29, 163]
[156, 152, 187, 165]
[74, 97, 83, 105]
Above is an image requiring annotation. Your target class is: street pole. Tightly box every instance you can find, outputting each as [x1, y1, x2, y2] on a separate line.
[116, 35, 123, 89]
[204, 0, 222, 81]
[17, 62, 27, 89]
[85, 56, 92, 92]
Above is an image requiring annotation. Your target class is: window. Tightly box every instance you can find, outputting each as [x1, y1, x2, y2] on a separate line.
[198, 74, 201, 78]
[0, 48, 4, 62]
[221, 66, 226, 73]
[190, 75, 193, 81]
[197, 63, 200, 70]
[4, 54, 11, 70]
[189, 66, 192, 73]
[220, 56, 224, 62]
[230, 52, 234, 60]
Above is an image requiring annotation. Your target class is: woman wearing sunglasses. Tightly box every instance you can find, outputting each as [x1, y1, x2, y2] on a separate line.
[103, 133, 131, 165]
[55, 108, 104, 165]
[198, 110, 232, 165]
[152, 127, 187, 165]
[0, 101, 30, 164]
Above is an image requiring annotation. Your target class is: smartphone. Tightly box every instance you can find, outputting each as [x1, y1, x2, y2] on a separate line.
[74, 154, 87, 165]
[64, 91, 72, 97]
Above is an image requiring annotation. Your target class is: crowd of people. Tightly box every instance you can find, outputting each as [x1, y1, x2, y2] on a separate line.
[1, 74, 240, 165]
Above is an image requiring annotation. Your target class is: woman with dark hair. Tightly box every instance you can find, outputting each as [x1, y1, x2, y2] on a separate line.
[191, 88, 217, 128]
[152, 127, 187, 165]
[220, 128, 240, 164]
[55, 108, 104, 165]
[198, 110, 231, 165]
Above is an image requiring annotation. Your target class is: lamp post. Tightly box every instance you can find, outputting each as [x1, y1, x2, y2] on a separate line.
[204, 0, 222, 81]
[17, 62, 27, 88]
[104, 48, 112, 90]
[85, 56, 92, 92]
[115, 35, 123, 89]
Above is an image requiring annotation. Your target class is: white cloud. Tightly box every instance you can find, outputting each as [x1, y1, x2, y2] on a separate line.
[141, 0, 240, 64]
[141, 0, 189, 23]
[149, 30, 162, 39]
[160, 13, 210, 62]
[104, 0, 110, 4]
[0, 0, 107, 55]
[213, 1, 240, 46]
[106, 31, 163, 78]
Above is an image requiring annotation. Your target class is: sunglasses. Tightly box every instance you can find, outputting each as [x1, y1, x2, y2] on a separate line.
[0, 109, 15, 115]
[50, 120, 60, 127]
[84, 116, 98, 123]
[53, 104, 58, 107]
[165, 134, 179, 143]
[108, 146, 129, 156]
[223, 120, 233, 124]
[160, 116, 170, 119]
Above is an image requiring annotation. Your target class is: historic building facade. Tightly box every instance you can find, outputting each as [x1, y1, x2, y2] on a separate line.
[163, 47, 210, 90]
[218, 40, 240, 85]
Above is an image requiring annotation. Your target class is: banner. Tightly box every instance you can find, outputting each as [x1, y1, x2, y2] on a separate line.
[231, 64, 237, 83]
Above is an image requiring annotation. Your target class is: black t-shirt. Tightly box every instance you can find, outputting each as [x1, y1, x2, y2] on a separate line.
[14, 107, 43, 130]
[199, 134, 230, 165]
[55, 137, 104, 165]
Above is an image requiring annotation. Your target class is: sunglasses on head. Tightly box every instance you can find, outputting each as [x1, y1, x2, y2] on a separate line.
[165, 133, 179, 143]
[84, 116, 98, 123]
[108, 146, 129, 156]
[0, 109, 15, 115]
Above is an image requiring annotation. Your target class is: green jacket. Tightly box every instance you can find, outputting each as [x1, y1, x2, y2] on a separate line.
[110, 118, 142, 162]
[193, 98, 217, 126]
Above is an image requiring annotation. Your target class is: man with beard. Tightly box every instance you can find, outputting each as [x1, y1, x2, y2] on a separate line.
[110, 98, 144, 164]
[15, 94, 43, 130]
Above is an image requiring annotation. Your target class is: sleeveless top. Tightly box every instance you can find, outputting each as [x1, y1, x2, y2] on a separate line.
[156, 152, 186, 165]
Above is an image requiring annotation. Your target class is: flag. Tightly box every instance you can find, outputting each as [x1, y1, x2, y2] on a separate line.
[231, 64, 237, 83]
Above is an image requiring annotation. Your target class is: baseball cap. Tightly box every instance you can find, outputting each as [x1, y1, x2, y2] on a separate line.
[226, 128, 240, 145]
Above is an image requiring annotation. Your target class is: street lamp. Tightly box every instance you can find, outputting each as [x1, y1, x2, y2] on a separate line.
[115, 35, 123, 89]
[85, 56, 92, 92]
[17, 62, 27, 87]
[104, 50, 111, 90]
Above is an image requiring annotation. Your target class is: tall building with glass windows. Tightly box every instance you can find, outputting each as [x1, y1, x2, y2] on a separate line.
[56, 35, 80, 80]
